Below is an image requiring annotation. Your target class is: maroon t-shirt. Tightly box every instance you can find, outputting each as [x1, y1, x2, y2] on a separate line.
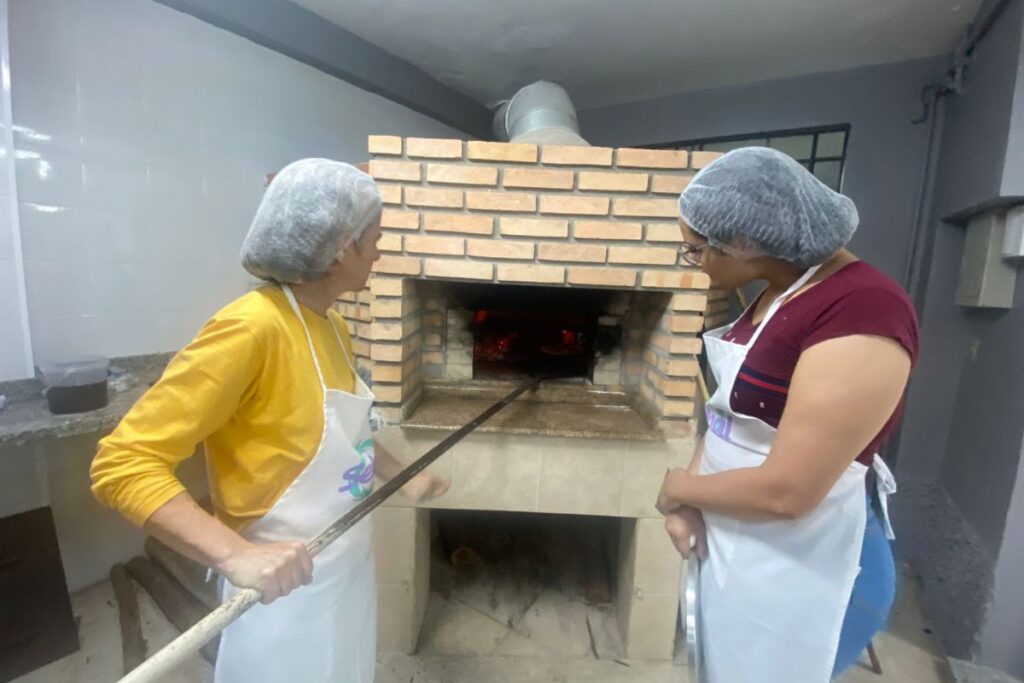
[718, 261, 919, 465]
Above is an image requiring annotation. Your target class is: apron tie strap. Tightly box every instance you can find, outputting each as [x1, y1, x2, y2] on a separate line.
[369, 408, 387, 433]
[871, 454, 897, 540]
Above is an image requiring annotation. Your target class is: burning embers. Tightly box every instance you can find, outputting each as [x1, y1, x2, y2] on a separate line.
[471, 307, 596, 379]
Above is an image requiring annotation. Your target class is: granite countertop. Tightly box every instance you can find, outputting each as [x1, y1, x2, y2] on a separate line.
[0, 353, 174, 449]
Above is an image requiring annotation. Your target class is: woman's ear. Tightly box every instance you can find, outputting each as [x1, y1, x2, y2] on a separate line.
[330, 242, 352, 271]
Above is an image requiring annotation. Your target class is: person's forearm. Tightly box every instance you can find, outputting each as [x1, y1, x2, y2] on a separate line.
[145, 492, 314, 603]
[662, 465, 796, 522]
[143, 492, 249, 572]
[372, 440, 406, 481]
[662, 436, 705, 517]
[687, 435, 705, 474]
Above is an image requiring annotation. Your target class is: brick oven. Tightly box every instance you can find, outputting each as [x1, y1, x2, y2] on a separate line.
[339, 136, 722, 661]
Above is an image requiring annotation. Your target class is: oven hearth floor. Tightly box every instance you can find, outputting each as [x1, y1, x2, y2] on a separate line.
[403, 380, 662, 441]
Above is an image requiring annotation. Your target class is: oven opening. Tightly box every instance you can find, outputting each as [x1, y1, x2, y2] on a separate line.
[472, 308, 597, 379]
[404, 280, 664, 441]
[446, 282, 620, 381]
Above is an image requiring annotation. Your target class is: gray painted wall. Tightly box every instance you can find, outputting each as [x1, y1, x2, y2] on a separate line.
[579, 57, 946, 285]
[901, 248, 1024, 665]
[152, 0, 491, 137]
[937, 0, 1023, 212]
[979, 441, 1024, 677]
[896, 1, 1024, 674]
[939, 287, 1024, 557]
[868, 0, 1024, 672]
[1002, 0, 1024, 196]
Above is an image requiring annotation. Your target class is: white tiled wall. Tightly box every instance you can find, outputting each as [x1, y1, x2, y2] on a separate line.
[0, 0, 32, 380]
[0, 166, 30, 380]
[7, 0, 464, 371]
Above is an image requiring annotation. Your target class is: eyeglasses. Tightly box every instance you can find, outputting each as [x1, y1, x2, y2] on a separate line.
[679, 241, 712, 266]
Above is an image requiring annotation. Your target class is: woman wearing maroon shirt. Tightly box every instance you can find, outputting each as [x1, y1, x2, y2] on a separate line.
[656, 148, 918, 682]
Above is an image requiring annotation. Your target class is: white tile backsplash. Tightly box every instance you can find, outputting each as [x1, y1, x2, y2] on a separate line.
[0, 160, 13, 217]
[0, 189, 13, 262]
[0, 323, 28, 379]
[0, 0, 31, 379]
[0, 258, 23, 323]
[13, 145, 85, 208]
[9, 0, 464, 367]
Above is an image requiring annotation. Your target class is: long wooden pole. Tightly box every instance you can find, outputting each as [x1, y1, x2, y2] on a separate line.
[118, 376, 542, 683]
[110, 563, 147, 674]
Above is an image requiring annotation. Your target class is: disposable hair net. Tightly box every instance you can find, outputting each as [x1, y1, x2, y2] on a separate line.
[678, 147, 858, 267]
[241, 159, 382, 283]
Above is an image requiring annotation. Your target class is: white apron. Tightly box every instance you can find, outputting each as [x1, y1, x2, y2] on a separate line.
[215, 285, 377, 683]
[690, 266, 897, 683]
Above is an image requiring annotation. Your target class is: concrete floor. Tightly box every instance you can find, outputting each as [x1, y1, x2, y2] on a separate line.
[14, 570, 953, 683]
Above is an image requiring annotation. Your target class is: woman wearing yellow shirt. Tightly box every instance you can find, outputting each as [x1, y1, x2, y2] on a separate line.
[90, 159, 447, 682]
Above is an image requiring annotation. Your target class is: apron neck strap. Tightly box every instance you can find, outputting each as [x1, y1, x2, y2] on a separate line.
[281, 285, 362, 388]
[745, 264, 822, 349]
[281, 285, 328, 392]
[327, 314, 359, 378]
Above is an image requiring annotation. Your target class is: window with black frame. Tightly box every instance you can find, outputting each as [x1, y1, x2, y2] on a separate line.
[654, 126, 850, 191]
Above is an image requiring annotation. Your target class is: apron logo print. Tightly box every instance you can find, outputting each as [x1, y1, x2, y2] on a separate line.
[339, 438, 375, 500]
[706, 405, 733, 441]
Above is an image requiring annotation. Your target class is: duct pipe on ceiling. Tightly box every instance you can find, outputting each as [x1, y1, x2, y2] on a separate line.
[492, 100, 511, 140]
[493, 80, 589, 146]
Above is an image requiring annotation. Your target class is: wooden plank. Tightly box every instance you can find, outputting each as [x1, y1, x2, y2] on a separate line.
[125, 556, 219, 664]
[867, 641, 883, 674]
[580, 524, 611, 606]
[110, 563, 148, 674]
[586, 607, 625, 660]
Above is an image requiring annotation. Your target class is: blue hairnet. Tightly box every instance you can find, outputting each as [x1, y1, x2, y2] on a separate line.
[241, 159, 381, 283]
[678, 147, 858, 267]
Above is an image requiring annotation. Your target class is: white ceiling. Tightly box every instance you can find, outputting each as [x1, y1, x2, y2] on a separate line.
[291, 0, 980, 110]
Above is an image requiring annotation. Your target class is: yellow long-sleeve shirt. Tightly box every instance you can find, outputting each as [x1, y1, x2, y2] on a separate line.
[91, 285, 356, 530]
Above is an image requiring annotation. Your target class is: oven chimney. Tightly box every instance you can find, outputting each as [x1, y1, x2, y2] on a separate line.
[493, 80, 589, 147]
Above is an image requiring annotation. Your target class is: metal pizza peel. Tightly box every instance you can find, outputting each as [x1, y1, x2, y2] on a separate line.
[685, 539, 705, 683]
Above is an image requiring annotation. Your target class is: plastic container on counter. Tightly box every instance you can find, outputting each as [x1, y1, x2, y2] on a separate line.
[38, 356, 110, 415]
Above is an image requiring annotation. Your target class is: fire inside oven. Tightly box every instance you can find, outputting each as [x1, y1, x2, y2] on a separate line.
[445, 282, 619, 381]
[472, 307, 596, 379]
